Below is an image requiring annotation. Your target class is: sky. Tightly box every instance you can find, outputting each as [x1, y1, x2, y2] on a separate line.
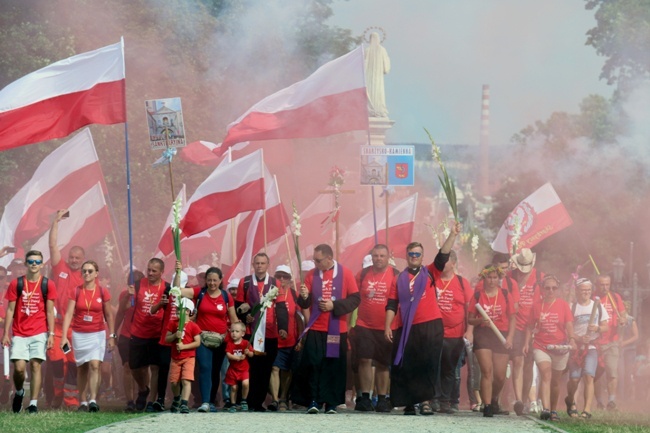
[329, 0, 613, 146]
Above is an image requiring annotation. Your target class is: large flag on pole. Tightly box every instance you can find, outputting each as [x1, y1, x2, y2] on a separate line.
[179, 149, 266, 238]
[0, 128, 106, 264]
[0, 40, 126, 150]
[491, 183, 573, 254]
[339, 193, 418, 273]
[219, 47, 368, 152]
[30, 183, 113, 263]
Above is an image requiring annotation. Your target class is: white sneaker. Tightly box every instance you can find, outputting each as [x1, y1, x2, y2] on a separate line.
[529, 401, 540, 414]
[197, 403, 210, 413]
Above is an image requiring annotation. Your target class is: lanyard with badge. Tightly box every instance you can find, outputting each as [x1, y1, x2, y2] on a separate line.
[83, 286, 97, 322]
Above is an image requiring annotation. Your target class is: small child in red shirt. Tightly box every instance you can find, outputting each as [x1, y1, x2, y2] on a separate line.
[165, 298, 201, 414]
[225, 321, 253, 412]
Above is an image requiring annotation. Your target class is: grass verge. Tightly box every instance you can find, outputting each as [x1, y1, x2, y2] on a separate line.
[553, 410, 650, 433]
[0, 409, 147, 433]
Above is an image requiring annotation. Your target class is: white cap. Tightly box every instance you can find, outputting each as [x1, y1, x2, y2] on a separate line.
[227, 278, 240, 289]
[362, 254, 372, 269]
[274, 264, 292, 277]
[183, 267, 197, 277]
[301, 260, 315, 272]
[197, 264, 210, 274]
[180, 298, 195, 313]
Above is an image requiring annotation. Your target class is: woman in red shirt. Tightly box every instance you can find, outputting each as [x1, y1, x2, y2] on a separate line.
[61, 260, 115, 412]
[180, 266, 238, 412]
[524, 274, 576, 421]
[468, 265, 515, 417]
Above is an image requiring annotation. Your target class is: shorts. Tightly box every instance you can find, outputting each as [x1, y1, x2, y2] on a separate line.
[72, 330, 106, 366]
[117, 335, 130, 365]
[169, 357, 195, 383]
[11, 333, 47, 362]
[129, 336, 163, 370]
[273, 347, 294, 371]
[533, 348, 569, 371]
[569, 348, 598, 379]
[601, 343, 620, 378]
[473, 327, 510, 355]
[511, 328, 530, 358]
[225, 368, 249, 386]
[351, 325, 392, 367]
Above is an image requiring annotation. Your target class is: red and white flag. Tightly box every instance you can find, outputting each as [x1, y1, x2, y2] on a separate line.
[0, 40, 126, 150]
[30, 183, 113, 264]
[180, 140, 255, 165]
[491, 183, 573, 254]
[180, 149, 266, 238]
[226, 172, 288, 282]
[0, 128, 106, 264]
[221, 47, 368, 150]
[339, 193, 418, 274]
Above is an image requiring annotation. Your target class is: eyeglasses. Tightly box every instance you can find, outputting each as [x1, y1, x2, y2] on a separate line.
[544, 286, 560, 291]
[81, 269, 96, 275]
[26, 259, 43, 265]
[313, 258, 325, 264]
[407, 252, 422, 258]
[275, 274, 291, 280]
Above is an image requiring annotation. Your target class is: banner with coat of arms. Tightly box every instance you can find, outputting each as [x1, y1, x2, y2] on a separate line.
[360, 145, 414, 186]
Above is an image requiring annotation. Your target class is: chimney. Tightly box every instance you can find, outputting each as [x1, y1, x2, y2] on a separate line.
[479, 84, 490, 197]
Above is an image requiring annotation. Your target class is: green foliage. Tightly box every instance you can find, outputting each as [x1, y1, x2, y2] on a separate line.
[0, 410, 147, 433]
[585, 0, 650, 95]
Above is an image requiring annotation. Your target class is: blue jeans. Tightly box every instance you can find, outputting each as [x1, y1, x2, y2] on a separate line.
[196, 343, 226, 404]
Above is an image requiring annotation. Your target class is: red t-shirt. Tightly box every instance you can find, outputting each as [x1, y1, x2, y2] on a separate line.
[388, 267, 442, 330]
[118, 290, 134, 338]
[5, 277, 57, 337]
[598, 292, 625, 343]
[509, 269, 543, 331]
[159, 289, 180, 346]
[193, 288, 233, 334]
[226, 338, 252, 374]
[432, 271, 473, 338]
[356, 267, 398, 331]
[236, 275, 278, 339]
[469, 288, 515, 332]
[69, 285, 111, 333]
[167, 319, 201, 360]
[130, 279, 167, 339]
[304, 265, 359, 333]
[51, 261, 83, 320]
[277, 286, 298, 349]
[530, 298, 573, 350]
[475, 275, 521, 305]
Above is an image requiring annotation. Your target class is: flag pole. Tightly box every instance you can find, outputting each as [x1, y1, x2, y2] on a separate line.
[120, 37, 134, 284]
[385, 187, 390, 251]
[261, 149, 268, 251]
[371, 186, 379, 245]
[164, 130, 176, 201]
[274, 175, 298, 291]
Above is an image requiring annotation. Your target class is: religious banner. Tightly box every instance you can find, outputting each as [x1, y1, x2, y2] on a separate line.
[360, 145, 414, 186]
[145, 97, 186, 149]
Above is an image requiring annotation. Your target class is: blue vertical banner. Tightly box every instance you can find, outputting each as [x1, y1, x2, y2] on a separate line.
[360, 146, 414, 186]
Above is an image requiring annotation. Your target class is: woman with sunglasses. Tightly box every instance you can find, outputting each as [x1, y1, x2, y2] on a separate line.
[524, 274, 576, 421]
[468, 265, 516, 417]
[61, 260, 115, 412]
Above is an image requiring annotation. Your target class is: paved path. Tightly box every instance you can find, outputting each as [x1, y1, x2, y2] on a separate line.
[90, 410, 559, 433]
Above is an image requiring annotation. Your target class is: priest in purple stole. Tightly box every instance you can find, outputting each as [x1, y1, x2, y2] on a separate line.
[384, 222, 461, 416]
[292, 244, 360, 414]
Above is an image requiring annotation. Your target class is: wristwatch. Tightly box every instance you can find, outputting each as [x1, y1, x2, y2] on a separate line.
[48, 332, 55, 336]
[109, 333, 117, 339]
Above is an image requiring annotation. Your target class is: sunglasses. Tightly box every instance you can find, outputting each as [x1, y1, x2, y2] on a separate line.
[275, 274, 291, 280]
[81, 269, 96, 275]
[407, 251, 422, 258]
[26, 259, 43, 265]
[313, 258, 325, 264]
[544, 286, 560, 291]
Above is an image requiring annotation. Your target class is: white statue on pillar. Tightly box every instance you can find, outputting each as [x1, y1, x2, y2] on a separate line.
[364, 30, 391, 118]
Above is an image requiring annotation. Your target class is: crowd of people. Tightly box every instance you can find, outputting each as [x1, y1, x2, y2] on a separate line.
[1, 212, 647, 422]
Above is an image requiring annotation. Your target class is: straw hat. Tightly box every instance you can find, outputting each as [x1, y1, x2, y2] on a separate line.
[512, 248, 536, 273]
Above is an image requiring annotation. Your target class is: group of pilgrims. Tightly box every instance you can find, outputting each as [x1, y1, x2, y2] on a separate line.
[1, 214, 632, 422]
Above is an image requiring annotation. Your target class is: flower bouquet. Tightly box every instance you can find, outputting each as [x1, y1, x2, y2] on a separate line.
[425, 128, 459, 221]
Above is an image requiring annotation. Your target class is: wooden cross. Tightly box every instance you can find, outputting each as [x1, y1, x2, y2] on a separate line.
[317, 187, 355, 259]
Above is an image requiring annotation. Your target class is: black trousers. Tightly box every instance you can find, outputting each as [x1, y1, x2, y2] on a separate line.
[247, 337, 278, 409]
[439, 337, 465, 402]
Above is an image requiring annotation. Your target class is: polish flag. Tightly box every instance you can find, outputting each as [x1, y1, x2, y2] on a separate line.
[0, 128, 106, 264]
[180, 149, 266, 238]
[226, 172, 288, 281]
[0, 40, 126, 150]
[180, 140, 255, 165]
[339, 193, 418, 274]
[30, 183, 113, 263]
[221, 47, 368, 149]
[491, 183, 573, 254]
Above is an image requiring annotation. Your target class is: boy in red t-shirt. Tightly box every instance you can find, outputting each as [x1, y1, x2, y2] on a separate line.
[165, 299, 201, 414]
[225, 322, 253, 412]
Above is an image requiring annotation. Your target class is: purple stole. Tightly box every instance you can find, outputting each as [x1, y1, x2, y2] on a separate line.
[394, 267, 429, 366]
[300, 263, 344, 358]
[246, 274, 273, 337]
